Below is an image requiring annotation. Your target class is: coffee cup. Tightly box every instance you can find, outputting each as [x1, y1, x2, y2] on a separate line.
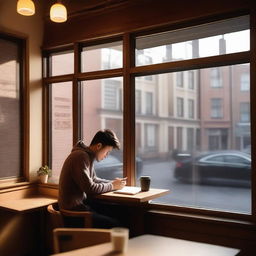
[140, 176, 151, 191]
[111, 227, 129, 253]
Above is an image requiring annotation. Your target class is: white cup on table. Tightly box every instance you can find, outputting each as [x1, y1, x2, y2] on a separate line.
[111, 227, 129, 253]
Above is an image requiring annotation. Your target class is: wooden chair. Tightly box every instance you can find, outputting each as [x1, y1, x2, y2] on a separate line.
[47, 203, 64, 229]
[53, 228, 111, 253]
[47, 203, 93, 228]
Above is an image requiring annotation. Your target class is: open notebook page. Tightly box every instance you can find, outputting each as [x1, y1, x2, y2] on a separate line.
[113, 186, 141, 195]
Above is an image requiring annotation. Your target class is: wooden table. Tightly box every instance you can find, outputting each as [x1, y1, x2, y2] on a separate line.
[95, 187, 170, 236]
[0, 194, 57, 255]
[96, 187, 170, 204]
[0, 195, 57, 212]
[51, 234, 240, 256]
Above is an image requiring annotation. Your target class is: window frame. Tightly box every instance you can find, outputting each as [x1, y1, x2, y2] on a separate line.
[0, 32, 29, 184]
[42, 12, 255, 222]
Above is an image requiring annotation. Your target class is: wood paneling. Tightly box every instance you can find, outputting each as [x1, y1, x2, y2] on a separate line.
[43, 0, 251, 48]
[146, 210, 256, 255]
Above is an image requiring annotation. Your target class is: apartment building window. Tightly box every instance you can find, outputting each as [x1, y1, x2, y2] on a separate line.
[188, 99, 194, 119]
[240, 73, 249, 91]
[104, 79, 122, 110]
[177, 97, 184, 117]
[187, 128, 194, 152]
[211, 98, 223, 118]
[176, 72, 184, 88]
[177, 127, 183, 151]
[240, 102, 250, 122]
[145, 92, 153, 115]
[210, 67, 222, 88]
[136, 90, 142, 114]
[145, 124, 157, 149]
[188, 71, 194, 89]
[0, 34, 27, 181]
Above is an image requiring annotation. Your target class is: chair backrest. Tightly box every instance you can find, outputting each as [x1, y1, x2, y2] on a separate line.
[47, 203, 64, 229]
[60, 208, 93, 228]
[53, 228, 111, 253]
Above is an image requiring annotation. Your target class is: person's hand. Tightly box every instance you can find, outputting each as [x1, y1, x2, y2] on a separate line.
[111, 177, 127, 190]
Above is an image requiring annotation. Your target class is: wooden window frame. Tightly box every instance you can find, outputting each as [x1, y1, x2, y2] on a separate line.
[42, 12, 256, 222]
[0, 31, 29, 184]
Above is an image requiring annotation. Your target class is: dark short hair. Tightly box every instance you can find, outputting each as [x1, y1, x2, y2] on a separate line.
[90, 129, 120, 149]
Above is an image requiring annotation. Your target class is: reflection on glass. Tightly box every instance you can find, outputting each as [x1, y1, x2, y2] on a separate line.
[50, 82, 73, 183]
[81, 41, 123, 72]
[81, 78, 124, 180]
[50, 51, 74, 76]
[0, 38, 21, 178]
[135, 64, 251, 213]
[136, 16, 249, 66]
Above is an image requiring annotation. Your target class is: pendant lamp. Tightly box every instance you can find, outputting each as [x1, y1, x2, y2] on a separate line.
[17, 0, 35, 16]
[50, 1, 67, 23]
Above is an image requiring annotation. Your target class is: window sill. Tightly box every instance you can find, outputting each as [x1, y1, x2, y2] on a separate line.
[147, 209, 255, 227]
[0, 181, 32, 193]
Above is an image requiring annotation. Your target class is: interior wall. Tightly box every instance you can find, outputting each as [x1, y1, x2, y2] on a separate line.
[0, 0, 44, 181]
[0, 2, 44, 254]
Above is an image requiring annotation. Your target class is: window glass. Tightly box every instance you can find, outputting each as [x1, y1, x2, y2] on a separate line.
[0, 37, 22, 179]
[188, 99, 194, 119]
[211, 98, 223, 118]
[210, 68, 222, 88]
[50, 50, 74, 76]
[240, 73, 249, 91]
[188, 71, 194, 89]
[135, 16, 249, 66]
[81, 41, 122, 72]
[177, 97, 184, 117]
[49, 82, 73, 183]
[240, 102, 250, 122]
[135, 63, 251, 213]
[81, 78, 123, 180]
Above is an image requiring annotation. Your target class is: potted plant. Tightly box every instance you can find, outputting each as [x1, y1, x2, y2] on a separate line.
[37, 165, 52, 183]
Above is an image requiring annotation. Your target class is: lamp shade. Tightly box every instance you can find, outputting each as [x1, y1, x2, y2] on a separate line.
[50, 3, 67, 23]
[17, 0, 35, 16]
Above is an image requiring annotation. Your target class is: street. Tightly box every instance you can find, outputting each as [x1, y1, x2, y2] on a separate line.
[136, 159, 251, 214]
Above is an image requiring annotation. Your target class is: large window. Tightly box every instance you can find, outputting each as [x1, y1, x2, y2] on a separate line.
[135, 15, 251, 214]
[44, 15, 252, 215]
[45, 40, 123, 183]
[0, 34, 27, 181]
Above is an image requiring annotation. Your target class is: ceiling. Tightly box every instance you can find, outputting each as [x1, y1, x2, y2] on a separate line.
[44, 0, 131, 17]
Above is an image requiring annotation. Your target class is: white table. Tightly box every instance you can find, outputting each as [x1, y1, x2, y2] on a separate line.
[52, 234, 240, 256]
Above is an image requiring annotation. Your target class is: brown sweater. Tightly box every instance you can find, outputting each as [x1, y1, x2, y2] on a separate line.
[58, 141, 113, 210]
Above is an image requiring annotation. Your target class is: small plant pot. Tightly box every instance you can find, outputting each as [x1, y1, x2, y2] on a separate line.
[39, 174, 48, 184]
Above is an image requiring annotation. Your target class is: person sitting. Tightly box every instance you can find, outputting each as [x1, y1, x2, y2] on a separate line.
[58, 129, 127, 228]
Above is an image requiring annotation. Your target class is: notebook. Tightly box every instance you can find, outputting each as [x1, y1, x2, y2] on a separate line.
[114, 186, 141, 195]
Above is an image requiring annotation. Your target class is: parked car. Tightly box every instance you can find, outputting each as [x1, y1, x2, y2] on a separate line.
[174, 150, 251, 187]
[94, 155, 143, 180]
